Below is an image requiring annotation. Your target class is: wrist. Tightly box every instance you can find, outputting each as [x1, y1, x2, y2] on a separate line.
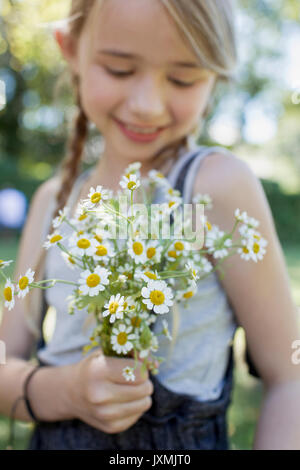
[28, 364, 77, 422]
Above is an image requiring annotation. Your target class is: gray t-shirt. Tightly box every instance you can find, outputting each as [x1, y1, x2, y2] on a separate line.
[37, 144, 238, 402]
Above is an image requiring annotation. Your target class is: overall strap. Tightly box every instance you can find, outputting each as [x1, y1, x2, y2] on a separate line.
[172, 145, 261, 380]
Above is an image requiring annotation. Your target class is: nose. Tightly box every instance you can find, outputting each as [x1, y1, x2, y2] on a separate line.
[127, 74, 166, 122]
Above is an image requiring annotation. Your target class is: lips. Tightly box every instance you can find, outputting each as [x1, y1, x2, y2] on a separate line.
[115, 118, 167, 131]
[114, 118, 168, 143]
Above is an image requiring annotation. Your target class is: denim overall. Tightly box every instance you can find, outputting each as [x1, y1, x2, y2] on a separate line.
[28, 347, 234, 450]
[27, 149, 236, 450]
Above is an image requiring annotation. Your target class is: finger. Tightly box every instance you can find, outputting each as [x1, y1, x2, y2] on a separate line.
[104, 356, 149, 384]
[103, 379, 154, 404]
[96, 395, 152, 423]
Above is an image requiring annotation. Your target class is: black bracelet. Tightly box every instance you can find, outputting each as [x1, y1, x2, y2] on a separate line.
[23, 365, 42, 423]
[6, 366, 41, 450]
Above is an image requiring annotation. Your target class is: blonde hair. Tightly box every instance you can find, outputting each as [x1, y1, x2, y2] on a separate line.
[27, 0, 238, 355]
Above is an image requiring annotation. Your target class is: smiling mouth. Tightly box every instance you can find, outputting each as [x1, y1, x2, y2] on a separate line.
[114, 118, 169, 133]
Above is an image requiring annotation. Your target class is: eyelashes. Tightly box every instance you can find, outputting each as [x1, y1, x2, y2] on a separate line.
[104, 68, 196, 88]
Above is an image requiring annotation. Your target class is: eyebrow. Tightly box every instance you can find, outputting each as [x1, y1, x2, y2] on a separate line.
[97, 49, 201, 68]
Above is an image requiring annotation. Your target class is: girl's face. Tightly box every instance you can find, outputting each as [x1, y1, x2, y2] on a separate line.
[58, 0, 217, 164]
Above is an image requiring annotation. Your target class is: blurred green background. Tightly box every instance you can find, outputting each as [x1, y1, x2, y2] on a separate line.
[0, 0, 299, 450]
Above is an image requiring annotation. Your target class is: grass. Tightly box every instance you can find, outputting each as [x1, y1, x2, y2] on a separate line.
[0, 235, 299, 450]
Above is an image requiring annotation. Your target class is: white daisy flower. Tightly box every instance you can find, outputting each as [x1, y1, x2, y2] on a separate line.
[124, 311, 145, 330]
[234, 208, 250, 224]
[122, 366, 136, 382]
[102, 293, 125, 323]
[127, 238, 147, 264]
[78, 266, 110, 296]
[205, 227, 233, 259]
[111, 323, 136, 355]
[166, 240, 188, 261]
[61, 251, 76, 270]
[141, 279, 174, 314]
[245, 235, 268, 263]
[118, 263, 135, 281]
[69, 232, 98, 257]
[120, 174, 140, 192]
[192, 193, 213, 210]
[162, 319, 172, 341]
[93, 240, 115, 263]
[82, 186, 111, 209]
[164, 187, 181, 199]
[135, 269, 160, 283]
[148, 169, 169, 187]
[196, 255, 213, 274]
[176, 280, 198, 301]
[43, 230, 64, 250]
[0, 259, 13, 270]
[237, 238, 254, 261]
[3, 278, 15, 311]
[17, 268, 35, 299]
[52, 206, 70, 229]
[185, 261, 200, 282]
[125, 161, 141, 175]
[139, 334, 159, 358]
[145, 240, 163, 263]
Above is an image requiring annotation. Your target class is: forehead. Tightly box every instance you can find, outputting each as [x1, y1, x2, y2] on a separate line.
[88, 0, 200, 65]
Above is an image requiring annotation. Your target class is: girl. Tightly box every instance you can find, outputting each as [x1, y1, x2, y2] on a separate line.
[1, 0, 300, 450]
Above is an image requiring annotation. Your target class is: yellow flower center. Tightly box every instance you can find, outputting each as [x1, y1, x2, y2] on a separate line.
[156, 172, 164, 178]
[124, 272, 133, 280]
[183, 291, 194, 299]
[253, 242, 260, 254]
[50, 234, 62, 244]
[133, 242, 143, 255]
[174, 241, 184, 251]
[128, 181, 136, 190]
[123, 301, 128, 309]
[117, 332, 128, 345]
[168, 201, 176, 208]
[77, 238, 91, 249]
[206, 221, 212, 231]
[91, 192, 102, 204]
[242, 246, 249, 254]
[168, 250, 177, 259]
[131, 316, 142, 328]
[94, 234, 103, 243]
[0, 260, 3, 265]
[19, 276, 29, 290]
[147, 247, 156, 259]
[144, 271, 157, 280]
[109, 301, 119, 314]
[168, 188, 174, 195]
[4, 286, 12, 301]
[150, 290, 165, 305]
[96, 245, 108, 256]
[86, 274, 100, 287]
[78, 214, 87, 221]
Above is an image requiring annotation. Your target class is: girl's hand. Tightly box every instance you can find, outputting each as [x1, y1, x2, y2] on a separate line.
[68, 349, 154, 434]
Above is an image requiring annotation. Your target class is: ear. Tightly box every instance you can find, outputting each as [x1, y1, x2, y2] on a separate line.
[54, 29, 79, 75]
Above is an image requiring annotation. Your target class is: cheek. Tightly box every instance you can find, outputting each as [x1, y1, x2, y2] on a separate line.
[80, 67, 122, 118]
[173, 83, 213, 124]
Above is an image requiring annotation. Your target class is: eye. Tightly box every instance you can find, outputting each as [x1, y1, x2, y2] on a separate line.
[105, 68, 195, 88]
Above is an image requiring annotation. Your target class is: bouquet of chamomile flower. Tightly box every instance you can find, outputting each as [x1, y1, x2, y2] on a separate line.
[1, 162, 268, 382]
